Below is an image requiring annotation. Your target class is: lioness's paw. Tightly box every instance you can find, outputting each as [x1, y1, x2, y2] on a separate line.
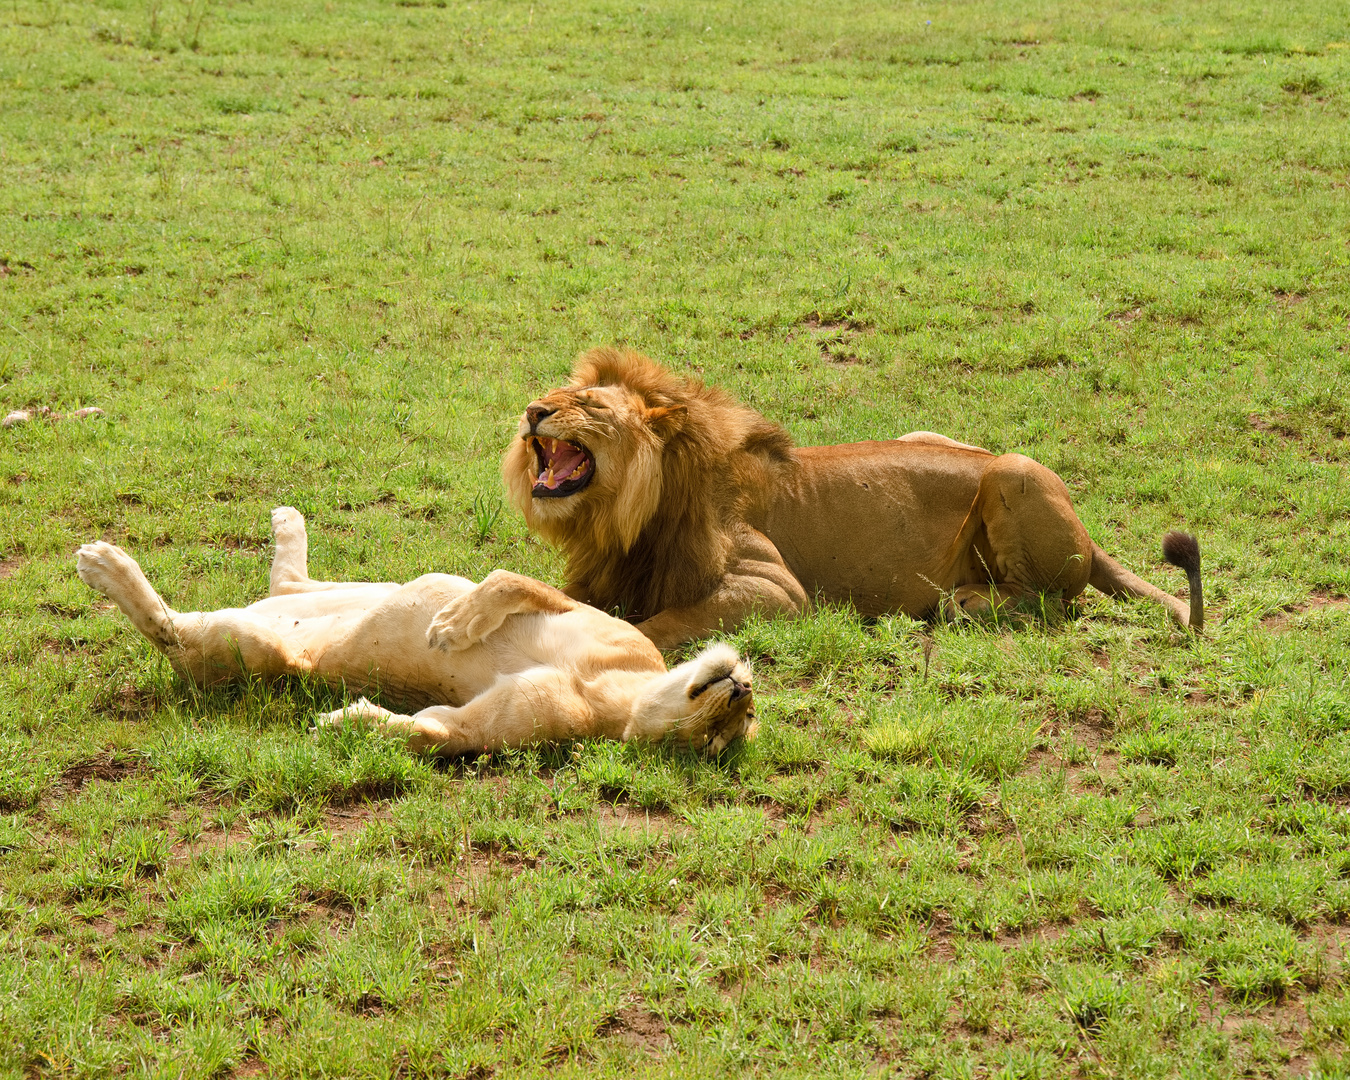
[75, 541, 139, 596]
[426, 595, 496, 652]
[315, 698, 385, 731]
[705, 715, 757, 757]
[315, 709, 343, 731]
[271, 506, 305, 538]
[425, 600, 465, 651]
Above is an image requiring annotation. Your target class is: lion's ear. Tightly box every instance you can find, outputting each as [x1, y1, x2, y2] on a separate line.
[644, 404, 687, 437]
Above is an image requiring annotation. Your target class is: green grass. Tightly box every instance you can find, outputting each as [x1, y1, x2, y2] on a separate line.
[3, 0, 1350, 1075]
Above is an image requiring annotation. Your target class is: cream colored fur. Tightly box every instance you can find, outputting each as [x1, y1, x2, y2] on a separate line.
[75, 508, 756, 756]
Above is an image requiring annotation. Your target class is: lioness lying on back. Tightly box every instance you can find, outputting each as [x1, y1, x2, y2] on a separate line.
[75, 508, 755, 755]
[504, 348, 1204, 648]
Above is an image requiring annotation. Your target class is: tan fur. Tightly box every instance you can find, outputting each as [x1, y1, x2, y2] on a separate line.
[504, 349, 1200, 647]
[75, 508, 756, 756]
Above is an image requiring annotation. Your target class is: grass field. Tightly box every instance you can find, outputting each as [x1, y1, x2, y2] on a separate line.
[3, 0, 1350, 1075]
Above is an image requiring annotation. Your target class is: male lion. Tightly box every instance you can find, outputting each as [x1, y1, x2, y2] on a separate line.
[75, 508, 755, 755]
[503, 348, 1204, 648]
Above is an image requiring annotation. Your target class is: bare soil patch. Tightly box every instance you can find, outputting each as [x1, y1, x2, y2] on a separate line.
[820, 343, 862, 366]
[1194, 995, 1313, 1070]
[325, 803, 393, 836]
[1023, 714, 1119, 793]
[1248, 412, 1303, 441]
[1262, 592, 1350, 631]
[787, 312, 872, 365]
[93, 681, 166, 721]
[77, 915, 120, 943]
[170, 818, 253, 860]
[926, 912, 956, 962]
[596, 1004, 670, 1051]
[215, 534, 266, 552]
[51, 752, 144, 798]
[996, 921, 1069, 949]
[799, 312, 870, 334]
[594, 804, 684, 836]
[1306, 922, 1350, 977]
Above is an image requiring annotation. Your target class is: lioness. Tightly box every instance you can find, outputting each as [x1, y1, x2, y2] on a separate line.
[75, 508, 755, 755]
[504, 349, 1204, 648]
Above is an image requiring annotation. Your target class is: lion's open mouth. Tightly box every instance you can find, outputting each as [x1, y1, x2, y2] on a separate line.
[528, 436, 595, 498]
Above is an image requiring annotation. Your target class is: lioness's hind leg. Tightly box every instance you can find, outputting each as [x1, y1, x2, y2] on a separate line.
[268, 506, 389, 595]
[79, 540, 304, 685]
[427, 569, 578, 651]
[269, 506, 312, 594]
[77, 542, 180, 650]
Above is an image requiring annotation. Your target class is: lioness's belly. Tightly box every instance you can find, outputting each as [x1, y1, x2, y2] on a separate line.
[244, 577, 663, 709]
[761, 442, 990, 617]
[254, 576, 494, 708]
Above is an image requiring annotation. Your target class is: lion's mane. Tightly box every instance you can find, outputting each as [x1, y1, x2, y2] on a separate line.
[503, 349, 794, 622]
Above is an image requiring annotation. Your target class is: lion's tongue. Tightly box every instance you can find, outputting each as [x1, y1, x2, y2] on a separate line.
[537, 442, 587, 489]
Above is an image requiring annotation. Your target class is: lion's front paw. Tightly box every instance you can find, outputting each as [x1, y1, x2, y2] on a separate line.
[75, 541, 139, 597]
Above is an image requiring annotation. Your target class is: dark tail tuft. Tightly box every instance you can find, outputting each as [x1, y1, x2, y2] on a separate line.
[1161, 531, 1203, 633]
[1162, 531, 1201, 575]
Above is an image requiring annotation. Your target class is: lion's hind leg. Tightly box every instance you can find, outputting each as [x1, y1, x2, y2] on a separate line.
[427, 570, 578, 652]
[941, 582, 1064, 625]
[966, 454, 1094, 597]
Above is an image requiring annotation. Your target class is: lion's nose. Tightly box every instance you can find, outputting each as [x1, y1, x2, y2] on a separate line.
[730, 679, 751, 702]
[524, 404, 556, 431]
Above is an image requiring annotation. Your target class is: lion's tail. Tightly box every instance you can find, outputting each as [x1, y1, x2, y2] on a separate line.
[1161, 531, 1203, 633]
[1088, 532, 1203, 632]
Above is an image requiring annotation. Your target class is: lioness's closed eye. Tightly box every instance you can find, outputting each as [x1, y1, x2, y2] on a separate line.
[689, 668, 751, 701]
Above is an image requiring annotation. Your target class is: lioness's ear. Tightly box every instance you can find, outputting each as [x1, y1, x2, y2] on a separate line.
[644, 404, 687, 437]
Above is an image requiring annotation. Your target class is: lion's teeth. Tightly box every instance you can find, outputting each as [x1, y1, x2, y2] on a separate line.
[567, 464, 584, 480]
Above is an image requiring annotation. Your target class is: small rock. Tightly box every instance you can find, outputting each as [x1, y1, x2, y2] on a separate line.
[2, 405, 102, 428]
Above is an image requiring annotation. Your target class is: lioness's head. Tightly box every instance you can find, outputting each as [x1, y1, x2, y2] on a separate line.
[502, 348, 690, 554]
[629, 642, 757, 755]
